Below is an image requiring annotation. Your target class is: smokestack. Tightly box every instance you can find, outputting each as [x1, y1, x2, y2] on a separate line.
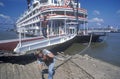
[27, 0, 31, 9]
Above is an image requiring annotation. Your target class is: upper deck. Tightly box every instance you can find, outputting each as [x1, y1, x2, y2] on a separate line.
[16, 0, 87, 25]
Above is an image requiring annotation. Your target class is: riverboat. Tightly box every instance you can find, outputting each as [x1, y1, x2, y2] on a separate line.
[0, 0, 88, 54]
[16, 0, 87, 36]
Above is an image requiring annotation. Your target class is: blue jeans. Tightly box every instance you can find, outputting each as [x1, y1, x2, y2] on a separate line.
[48, 58, 55, 79]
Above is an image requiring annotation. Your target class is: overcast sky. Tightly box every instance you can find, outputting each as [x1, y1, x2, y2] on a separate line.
[0, 0, 120, 29]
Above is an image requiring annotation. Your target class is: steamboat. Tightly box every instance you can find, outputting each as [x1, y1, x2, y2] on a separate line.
[16, 0, 87, 36]
[0, 0, 88, 54]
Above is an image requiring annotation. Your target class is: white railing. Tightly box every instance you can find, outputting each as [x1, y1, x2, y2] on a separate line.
[87, 29, 111, 33]
[14, 34, 76, 54]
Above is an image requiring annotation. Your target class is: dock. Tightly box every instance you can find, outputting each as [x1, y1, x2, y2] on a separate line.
[0, 52, 120, 79]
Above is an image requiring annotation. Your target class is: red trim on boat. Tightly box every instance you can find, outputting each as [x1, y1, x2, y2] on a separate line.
[0, 35, 64, 51]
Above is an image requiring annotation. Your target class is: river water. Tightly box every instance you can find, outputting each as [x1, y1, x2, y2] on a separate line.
[64, 33, 120, 67]
[86, 33, 120, 67]
[0, 30, 120, 67]
[0, 30, 18, 40]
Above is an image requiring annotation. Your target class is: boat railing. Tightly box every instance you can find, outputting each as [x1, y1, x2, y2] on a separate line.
[14, 34, 76, 54]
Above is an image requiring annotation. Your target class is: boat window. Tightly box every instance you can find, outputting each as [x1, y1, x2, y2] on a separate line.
[33, 3, 38, 8]
[40, 0, 48, 3]
[54, 11, 64, 15]
[54, 0, 57, 3]
[37, 22, 40, 26]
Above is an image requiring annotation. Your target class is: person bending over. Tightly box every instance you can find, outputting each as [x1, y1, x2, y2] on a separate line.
[36, 49, 55, 79]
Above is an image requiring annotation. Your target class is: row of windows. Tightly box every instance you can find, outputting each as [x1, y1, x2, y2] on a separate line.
[18, 6, 87, 23]
[25, 22, 40, 28]
[18, 12, 87, 27]
[19, 9, 39, 23]
[17, 8, 87, 27]
[17, 15, 40, 27]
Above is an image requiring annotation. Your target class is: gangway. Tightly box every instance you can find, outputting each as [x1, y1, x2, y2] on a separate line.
[14, 34, 76, 54]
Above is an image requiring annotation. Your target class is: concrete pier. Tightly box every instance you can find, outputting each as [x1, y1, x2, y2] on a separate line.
[0, 52, 120, 79]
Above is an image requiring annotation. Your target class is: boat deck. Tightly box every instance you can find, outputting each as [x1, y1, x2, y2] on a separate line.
[0, 34, 76, 55]
[14, 34, 76, 54]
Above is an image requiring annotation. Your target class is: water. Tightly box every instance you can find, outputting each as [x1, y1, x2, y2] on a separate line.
[0, 30, 120, 67]
[64, 33, 120, 67]
[84, 33, 120, 67]
[0, 30, 18, 40]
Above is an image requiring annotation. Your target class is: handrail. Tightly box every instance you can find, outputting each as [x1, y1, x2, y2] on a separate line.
[14, 34, 76, 54]
[41, 5, 87, 13]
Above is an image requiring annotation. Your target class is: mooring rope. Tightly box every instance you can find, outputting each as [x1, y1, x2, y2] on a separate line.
[54, 34, 93, 70]
[54, 34, 94, 78]
[78, 33, 93, 54]
[92, 32, 108, 48]
[55, 33, 107, 70]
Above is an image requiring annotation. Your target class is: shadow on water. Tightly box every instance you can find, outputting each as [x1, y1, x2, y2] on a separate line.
[49, 37, 76, 55]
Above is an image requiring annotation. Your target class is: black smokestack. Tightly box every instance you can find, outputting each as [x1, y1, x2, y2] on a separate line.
[27, 0, 31, 9]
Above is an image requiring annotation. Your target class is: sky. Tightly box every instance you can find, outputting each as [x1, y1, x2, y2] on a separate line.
[0, 0, 120, 29]
[80, 0, 120, 28]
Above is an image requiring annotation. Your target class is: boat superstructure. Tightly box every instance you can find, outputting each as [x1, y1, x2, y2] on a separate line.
[16, 0, 88, 37]
[0, 0, 88, 54]
[0, 0, 109, 55]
